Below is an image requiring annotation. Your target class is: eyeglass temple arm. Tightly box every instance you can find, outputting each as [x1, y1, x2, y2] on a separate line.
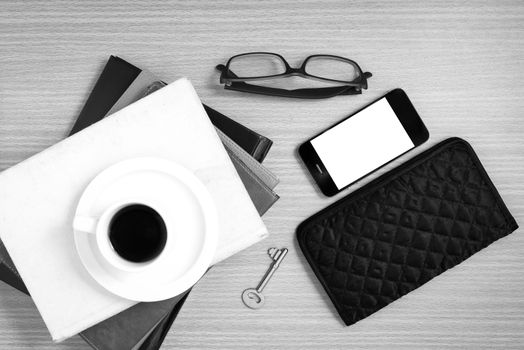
[227, 83, 361, 99]
[216, 65, 364, 99]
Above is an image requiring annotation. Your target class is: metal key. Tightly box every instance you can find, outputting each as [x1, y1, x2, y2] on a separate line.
[242, 247, 288, 309]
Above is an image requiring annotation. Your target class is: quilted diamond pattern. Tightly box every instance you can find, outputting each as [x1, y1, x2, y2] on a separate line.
[297, 138, 518, 326]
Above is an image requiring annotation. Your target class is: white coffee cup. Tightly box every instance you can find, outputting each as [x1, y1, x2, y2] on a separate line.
[73, 199, 173, 272]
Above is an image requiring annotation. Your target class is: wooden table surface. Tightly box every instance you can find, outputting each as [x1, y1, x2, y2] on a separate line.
[1, 1, 523, 349]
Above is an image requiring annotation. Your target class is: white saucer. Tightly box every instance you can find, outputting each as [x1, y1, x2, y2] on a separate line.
[73, 158, 218, 302]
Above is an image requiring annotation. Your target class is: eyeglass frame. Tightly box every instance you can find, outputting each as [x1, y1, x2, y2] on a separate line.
[217, 52, 372, 99]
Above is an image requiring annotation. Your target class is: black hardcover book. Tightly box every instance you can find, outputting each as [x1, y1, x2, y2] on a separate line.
[70, 56, 141, 135]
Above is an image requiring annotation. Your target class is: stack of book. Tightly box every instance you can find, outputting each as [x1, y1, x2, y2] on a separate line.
[0, 56, 279, 349]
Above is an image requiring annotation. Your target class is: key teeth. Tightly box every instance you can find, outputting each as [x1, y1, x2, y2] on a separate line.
[268, 247, 278, 259]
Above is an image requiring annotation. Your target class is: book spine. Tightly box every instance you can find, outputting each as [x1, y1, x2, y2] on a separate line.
[252, 137, 273, 164]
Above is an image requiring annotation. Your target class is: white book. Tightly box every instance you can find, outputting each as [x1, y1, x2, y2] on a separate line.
[0, 78, 268, 341]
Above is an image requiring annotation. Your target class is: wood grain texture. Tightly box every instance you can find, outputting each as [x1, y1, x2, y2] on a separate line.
[1, 0, 523, 349]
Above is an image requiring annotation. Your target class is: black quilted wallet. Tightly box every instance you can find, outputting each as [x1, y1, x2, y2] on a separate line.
[297, 138, 518, 326]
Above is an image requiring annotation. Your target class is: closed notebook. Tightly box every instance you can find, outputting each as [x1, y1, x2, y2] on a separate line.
[0, 78, 267, 341]
[70, 56, 141, 134]
[81, 294, 187, 350]
[203, 104, 273, 163]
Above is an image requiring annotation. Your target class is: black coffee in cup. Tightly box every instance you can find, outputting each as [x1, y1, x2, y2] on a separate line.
[109, 204, 167, 263]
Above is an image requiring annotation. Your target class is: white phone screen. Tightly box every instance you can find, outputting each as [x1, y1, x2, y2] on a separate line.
[311, 98, 414, 189]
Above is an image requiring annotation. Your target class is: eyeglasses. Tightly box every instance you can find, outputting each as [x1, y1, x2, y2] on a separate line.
[217, 52, 372, 99]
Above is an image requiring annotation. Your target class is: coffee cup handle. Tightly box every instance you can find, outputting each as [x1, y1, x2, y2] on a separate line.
[73, 216, 98, 234]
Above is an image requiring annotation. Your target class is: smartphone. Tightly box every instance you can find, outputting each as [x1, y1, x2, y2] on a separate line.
[299, 88, 429, 196]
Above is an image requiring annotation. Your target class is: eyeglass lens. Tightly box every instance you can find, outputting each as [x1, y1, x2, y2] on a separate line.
[304, 56, 360, 83]
[228, 54, 287, 78]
